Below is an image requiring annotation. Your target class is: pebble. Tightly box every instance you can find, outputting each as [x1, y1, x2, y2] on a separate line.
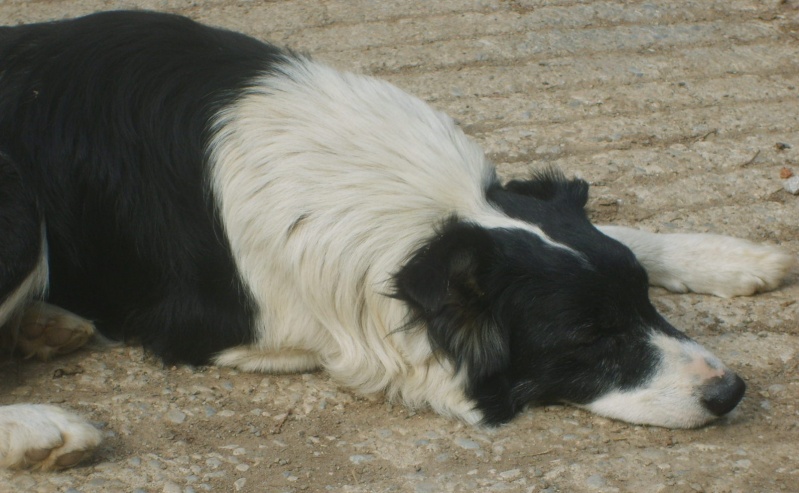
[455, 438, 481, 450]
[349, 454, 375, 464]
[415, 483, 438, 493]
[784, 175, 799, 195]
[586, 474, 607, 488]
[166, 410, 187, 424]
[234, 478, 247, 491]
[162, 482, 181, 493]
[499, 469, 520, 480]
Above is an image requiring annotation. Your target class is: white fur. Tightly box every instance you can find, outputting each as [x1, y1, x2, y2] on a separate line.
[0, 225, 48, 327]
[208, 57, 578, 421]
[582, 333, 730, 428]
[600, 226, 797, 297]
[0, 404, 101, 470]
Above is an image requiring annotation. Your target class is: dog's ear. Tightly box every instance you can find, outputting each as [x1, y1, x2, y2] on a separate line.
[394, 222, 509, 379]
[504, 167, 589, 211]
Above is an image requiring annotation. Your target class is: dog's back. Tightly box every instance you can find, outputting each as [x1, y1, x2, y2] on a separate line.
[0, 12, 284, 363]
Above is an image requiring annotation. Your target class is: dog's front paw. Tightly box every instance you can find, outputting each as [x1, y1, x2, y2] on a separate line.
[656, 234, 797, 298]
[0, 404, 102, 470]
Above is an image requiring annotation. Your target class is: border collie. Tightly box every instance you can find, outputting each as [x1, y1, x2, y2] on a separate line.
[0, 11, 795, 470]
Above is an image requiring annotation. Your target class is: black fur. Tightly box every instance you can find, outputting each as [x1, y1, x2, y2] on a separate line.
[0, 11, 287, 363]
[0, 153, 42, 300]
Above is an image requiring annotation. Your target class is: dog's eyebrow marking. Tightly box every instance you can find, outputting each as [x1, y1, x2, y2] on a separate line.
[470, 207, 591, 265]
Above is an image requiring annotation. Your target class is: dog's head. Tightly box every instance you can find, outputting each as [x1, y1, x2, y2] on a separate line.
[394, 170, 744, 428]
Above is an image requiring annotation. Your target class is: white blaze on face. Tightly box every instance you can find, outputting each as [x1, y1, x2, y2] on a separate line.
[582, 332, 740, 428]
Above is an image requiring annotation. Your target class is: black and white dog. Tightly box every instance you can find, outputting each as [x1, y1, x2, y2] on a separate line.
[0, 11, 795, 470]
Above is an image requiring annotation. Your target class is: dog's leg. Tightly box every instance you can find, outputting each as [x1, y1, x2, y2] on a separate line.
[599, 225, 797, 297]
[0, 404, 101, 470]
[10, 302, 96, 360]
[214, 346, 321, 373]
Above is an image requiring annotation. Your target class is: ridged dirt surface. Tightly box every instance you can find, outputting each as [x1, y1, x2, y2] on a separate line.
[1, 1, 798, 492]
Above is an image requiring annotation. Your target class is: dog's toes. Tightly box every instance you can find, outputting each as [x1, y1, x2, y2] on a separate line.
[16, 302, 95, 360]
[700, 242, 797, 298]
[653, 236, 797, 298]
[0, 404, 102, 470]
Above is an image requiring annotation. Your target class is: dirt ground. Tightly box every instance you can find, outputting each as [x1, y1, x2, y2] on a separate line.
[1, 0, 798, 492]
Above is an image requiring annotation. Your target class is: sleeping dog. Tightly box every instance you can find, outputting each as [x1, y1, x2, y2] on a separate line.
[0, 11, 795, 470]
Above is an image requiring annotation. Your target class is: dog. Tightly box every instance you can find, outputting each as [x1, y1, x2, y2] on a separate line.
[0, 11, 795, 470]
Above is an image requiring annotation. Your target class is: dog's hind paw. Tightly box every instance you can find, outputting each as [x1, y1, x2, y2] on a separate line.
[0, 404, 102, 470]
[16, 302, 95, 360]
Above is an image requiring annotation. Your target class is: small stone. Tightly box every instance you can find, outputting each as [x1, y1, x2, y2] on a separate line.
[768, 384, 785, 394]
[783, 175, 799, 194]
[349, 454, 375, 464]
[166, 410, 186, 424]
[455, 438, 481, 450]
[234, 478, 247, 491]
[236, 464, 250, 472]
[586, 474, 606, 488]
[162, 482, 181, 493]
[499, 469, 520, 480]
[416, 483, 438, 493]
[780, 167, 794, 179]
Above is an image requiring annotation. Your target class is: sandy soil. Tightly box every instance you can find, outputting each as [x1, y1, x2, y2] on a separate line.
[1, 1, 798, 492]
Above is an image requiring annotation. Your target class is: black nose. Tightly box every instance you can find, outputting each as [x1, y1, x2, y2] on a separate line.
[700, 372, 746, 416]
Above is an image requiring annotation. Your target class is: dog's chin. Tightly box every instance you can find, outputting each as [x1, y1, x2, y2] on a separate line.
[579, 394, 720, 429]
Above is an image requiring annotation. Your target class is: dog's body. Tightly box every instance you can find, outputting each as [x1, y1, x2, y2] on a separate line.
[0, 11, 795, 470]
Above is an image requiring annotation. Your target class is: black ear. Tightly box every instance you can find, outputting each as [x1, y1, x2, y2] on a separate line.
[504, 167, 589, 210]
[394, 221, 509, 379]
